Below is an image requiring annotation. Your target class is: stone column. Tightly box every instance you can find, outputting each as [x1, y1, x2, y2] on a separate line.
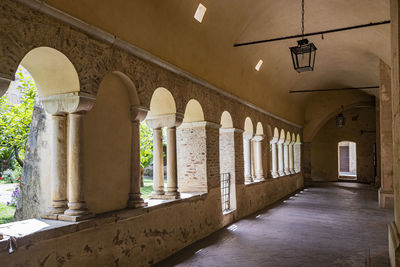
[243, 132, 254, 183]
[165, 120, 182, 199]
[284, 139, 290, 175]
[127, 106, 148, 208]
[151, 127, 165, 197]
[378, 60, 394, 209]
[277, 140, 285, 176]
[42, 113, 67, 219]
[253, 135, 265, 181]
[289, 139, 295, 174]
[270, 142, 278, 178]
[59, 112, 92, 221]
[41, 92, 95, 222]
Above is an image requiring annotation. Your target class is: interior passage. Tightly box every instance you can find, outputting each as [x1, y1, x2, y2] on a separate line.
[157, 182, 393, 267]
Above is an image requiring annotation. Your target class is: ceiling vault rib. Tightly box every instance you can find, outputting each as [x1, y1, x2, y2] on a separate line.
[289, 86, 379, 93]
[234, 20, 390, 47]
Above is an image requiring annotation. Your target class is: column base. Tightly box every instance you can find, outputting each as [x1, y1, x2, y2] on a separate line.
[127, 199, 148, 208]
[389, 222, 400, 267]
[58, 201, 93, 222]
[41, 201, 68, 220]
[278, 171, 285, 177]
[284, 170, 291, 175]
[379, 188, 394, 209]
[165, 190, 180, 199]
[150, 193, 180, 200]
[127, 193, 148, 208]
[271, 171, 279, 178]
[254, 175, 265, 181]
[245, 176, 254, 183]
[58, 213, 94, 222]
[290, 170, 296, 175]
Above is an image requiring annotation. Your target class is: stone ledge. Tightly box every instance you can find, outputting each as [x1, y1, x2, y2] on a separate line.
[0, 193, 206, 254]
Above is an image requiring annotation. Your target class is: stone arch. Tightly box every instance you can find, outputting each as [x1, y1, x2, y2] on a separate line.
[148, 87, 176, 117]
[110, 71, 140, 106]
[271, 127, 280, 143]
[244, 117, 254, 134]
[4, 47, 80, 98]
[279, 129, 286, 142]
[256, 122, 264, 135]
[221, 111, 233, 129]
[183, 99, 205, 123]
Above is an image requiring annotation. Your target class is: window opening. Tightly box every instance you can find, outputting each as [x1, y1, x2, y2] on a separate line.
[220, 173, 231, 213]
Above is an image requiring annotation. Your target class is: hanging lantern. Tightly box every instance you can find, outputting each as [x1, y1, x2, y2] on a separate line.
[290, 39, 317, 72]
[289, 0, 317, 73]
[336, 112, 346, 127]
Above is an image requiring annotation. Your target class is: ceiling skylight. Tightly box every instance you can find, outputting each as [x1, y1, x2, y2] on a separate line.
[255, 60, 263, 71]
[194, 3, 207, 23]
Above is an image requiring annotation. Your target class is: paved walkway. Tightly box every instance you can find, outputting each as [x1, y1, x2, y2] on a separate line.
[0, 183, 17, 204]
[156, 182, 393, 267]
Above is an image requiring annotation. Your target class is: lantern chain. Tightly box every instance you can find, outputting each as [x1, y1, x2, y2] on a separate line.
[301, 0, 305, 39]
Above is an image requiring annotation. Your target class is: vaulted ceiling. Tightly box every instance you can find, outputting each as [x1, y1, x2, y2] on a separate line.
[44, 0, 390, 125]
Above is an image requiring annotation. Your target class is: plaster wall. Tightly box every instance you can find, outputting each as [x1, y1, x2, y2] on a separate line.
[311, 107, 376, 183]
[83, 73, 133, 214]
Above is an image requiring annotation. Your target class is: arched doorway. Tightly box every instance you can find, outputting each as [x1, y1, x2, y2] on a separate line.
[338, 141, 357, 179]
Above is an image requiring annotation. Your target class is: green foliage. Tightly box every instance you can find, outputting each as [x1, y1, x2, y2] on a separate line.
[0, 168, 21, 184]
[0, 203, 15, 224]
[0, 67, 36, 167]
[140, 121, 153, 168]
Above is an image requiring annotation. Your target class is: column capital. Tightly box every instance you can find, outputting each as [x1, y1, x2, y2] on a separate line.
[146, 113, 184, 129]
[40, 92, 96, 115]
[220, 127, 244, 134]
[252, 134, 265, 142]
[243, 131, 254, 140]
[179, 121, 220, 129]
[130, 105, 148, 122]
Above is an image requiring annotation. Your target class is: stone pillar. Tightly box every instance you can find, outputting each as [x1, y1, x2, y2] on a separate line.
[42, 114, 67, 219]
[165, 116, 183, 199]
[253, 135, 265, 181]
[289, 139, 295, 174]
[277, 140, 285, 176]
[41, 92, 96, 222]
[243, 132, 254, 183]
[127, 106, 148, 208]
[379, 60, 394, 209]
[270, 142, 278, 178]
[151, 127, 165, 197]
[59, 112, 92, 221]
[284, 139, 290, 175]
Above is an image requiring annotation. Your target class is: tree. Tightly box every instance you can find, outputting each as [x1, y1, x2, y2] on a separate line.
[0, 67, 36, 168]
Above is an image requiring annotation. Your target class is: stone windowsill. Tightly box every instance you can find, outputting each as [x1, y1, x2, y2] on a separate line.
[0, 192, 207, 253]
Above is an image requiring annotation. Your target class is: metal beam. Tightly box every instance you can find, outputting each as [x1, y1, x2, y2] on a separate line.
[289, 86, 379, 93]
[234, 20, 390, 47]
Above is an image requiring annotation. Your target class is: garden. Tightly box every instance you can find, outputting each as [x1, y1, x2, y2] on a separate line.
[0, 66, 35, 224]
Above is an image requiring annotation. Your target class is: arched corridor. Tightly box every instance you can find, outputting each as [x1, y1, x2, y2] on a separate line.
[1, 0, 400, 266]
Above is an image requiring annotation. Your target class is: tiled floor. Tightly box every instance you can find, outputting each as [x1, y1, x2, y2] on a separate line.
[156, 182, 393, 267]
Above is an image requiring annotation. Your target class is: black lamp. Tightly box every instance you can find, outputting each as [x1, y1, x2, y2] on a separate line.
[290, 39, 317, 72]
[336, 107, 346, 127]
[289, 0, 317, 73]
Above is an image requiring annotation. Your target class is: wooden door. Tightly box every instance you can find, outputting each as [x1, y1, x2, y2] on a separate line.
[340, 146, 350, 172]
